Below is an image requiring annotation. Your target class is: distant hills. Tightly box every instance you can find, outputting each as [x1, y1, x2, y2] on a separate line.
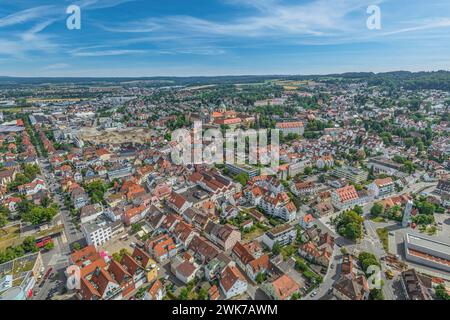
[1, 71, 450, 91]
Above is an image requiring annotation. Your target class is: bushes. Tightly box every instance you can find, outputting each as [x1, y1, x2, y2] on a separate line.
[0, 236, 38, 264]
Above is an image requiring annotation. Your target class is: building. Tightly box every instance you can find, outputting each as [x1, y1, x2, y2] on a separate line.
[219, 265, 248, 299]
[262, 224, 297, 250]
[368, 177, 395, 198]
[332, 273, 369, 300]
[80, 203, 104, 224]
[400, 269, 432, 300]
[436, 179, 450, 195]
[82, 218, 114, 248]
[204, 222, 241, 251]
[331, 185, 365, 210]
[402, 200, 413, 228]
[404, 232, 450, 273]
[258, 192, 297, 222]
[275, 121, 304, 136]
[144, 280, 165, 300]
[368, 157, 405, 177]
[225, 163, 260, 179]
[332, 165, 368, 184]
[261, 274, 300, 300]
[0, 252, 43, 300]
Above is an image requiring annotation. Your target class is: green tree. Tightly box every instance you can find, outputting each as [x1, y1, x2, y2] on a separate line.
[197, 288, 209, 300]
[354, 205, 363, 215]
[234, 173, 249, 186]
[22, 236, 38, 253]
[255, 272, 266, 284]
[272, 241, 282, 255]
[370, 203, 385, 217]
[435, 284, 450, 300]
[370, 288, 384, 300]
[44, 241, 54, 251]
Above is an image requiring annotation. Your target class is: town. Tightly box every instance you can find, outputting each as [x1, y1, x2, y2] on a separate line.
[0, 72, 449, 301]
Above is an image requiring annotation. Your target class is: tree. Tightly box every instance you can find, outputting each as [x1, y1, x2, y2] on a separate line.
[234, 173, 249, 186]
[21, 206, 57, 225]
[334, 210, 364, 240]
[72, 242, 82, 251]
[22, 236, 38, 253]
[197, 288, 209, 300]
[178, 288, 190, 300]
[272, 241, 282, 255]
[44, 241, 54, 251]
[417, 201, 435, 215]
[370, 203, 384, 217]
[354, 205, 363, 215]
[304, 167, 313, 175]
[370, 288, 384, 300]
[435, 284, 450, 300]
[255, 272, 266, 284]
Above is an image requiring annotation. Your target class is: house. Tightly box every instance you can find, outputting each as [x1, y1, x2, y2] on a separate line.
[316, 155, 334, 169]
[246, 254, 270, 281]
[144, 280, 165, 300]
[298, 241, 332, 267]
[145, 234, 178, 263]
[204, 222, 241, 251]
[291, 181, 319, 197]
[71, 186, 90, 209]
[204, 253, 234, 281]
[299, 213, 315, 229]
[167, 191, 192, 214]
[0, 169, 16, 187]
[18, 178, 46, 196]
[331, 185, 364, 210]
[262, 274, 300, 300]
[368, 177, 395, 198]
[219, 265, 248, 299]
[4, 196, 21, 213]
[313, 202, 334, 217]
[258, 192, 297, 222]
[80, 203, 104, 224]
[400, 269, 432, 300]
[275, 121, 304, 136]
[332, 254, 369, 300]
[332, 273, 369, 300]
[79, 266, 122, 300]
[175, 260, 198, 284]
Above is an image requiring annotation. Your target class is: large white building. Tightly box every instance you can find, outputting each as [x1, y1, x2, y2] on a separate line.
[82, 219, 113, 248]
[262, 224, 297, 250]
[367, 177, 395, 198]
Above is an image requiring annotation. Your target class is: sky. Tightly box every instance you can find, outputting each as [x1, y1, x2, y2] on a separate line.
[0, 0, 450, 77]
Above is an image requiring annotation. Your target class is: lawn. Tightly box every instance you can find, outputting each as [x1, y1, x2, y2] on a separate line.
[243, 226, 265, 242]
[370, 216, 386, 223]
[376, 227, 389, 252]
[0, 225, 22, 250]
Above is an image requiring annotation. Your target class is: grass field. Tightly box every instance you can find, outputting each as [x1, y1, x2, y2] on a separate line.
[0, 225, 22, 250]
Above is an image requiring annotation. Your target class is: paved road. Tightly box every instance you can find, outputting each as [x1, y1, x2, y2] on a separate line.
[38, 157, 84, 252]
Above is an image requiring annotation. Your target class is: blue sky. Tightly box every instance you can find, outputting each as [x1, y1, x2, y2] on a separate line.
[0, 0, 450, 76]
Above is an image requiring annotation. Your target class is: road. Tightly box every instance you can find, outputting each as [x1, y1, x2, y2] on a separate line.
[31, 157, 85, 300]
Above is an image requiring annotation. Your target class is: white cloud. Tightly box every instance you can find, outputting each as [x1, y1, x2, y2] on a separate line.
[0, 5, 57, 28]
